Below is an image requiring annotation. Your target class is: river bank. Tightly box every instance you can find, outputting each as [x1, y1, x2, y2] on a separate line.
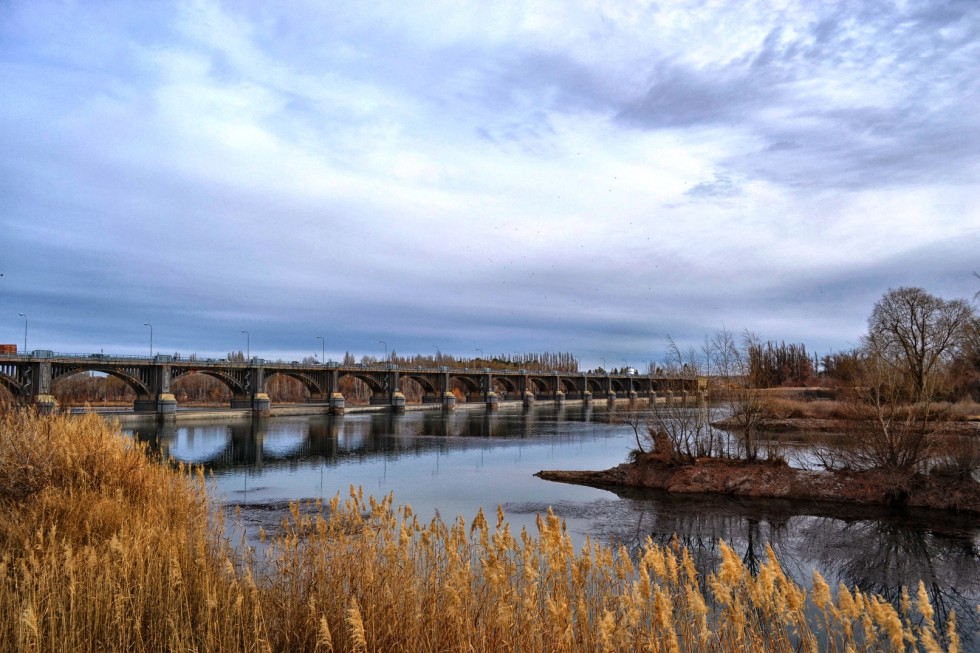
[7, 410, 968, 652]
[536, 454, 980, 514]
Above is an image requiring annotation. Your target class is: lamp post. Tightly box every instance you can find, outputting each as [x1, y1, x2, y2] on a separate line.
[379, 340, 387, 364]
[475, 348, 484, 361]
[600, 357, 606, 372]
[17, 313, 27, 354]
[432, 345, 440, 364]
[144, 322, 153, 357]
[241, 330, 250, 360]
[315, 335, 324, 364]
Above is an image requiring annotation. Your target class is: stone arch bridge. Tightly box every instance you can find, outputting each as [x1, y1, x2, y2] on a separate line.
[0, 352, 700, 418]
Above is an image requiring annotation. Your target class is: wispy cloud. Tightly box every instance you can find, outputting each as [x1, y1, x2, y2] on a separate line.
[0, 0, 976, 365]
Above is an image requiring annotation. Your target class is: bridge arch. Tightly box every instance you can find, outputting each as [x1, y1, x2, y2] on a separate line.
[449, 374, 481, 397]
[586, 378, 606, 394]
[264, 371, 322, 398]
[337, 372, 385, 395]
[171, 369, 247, 397]
[51, 366, 150, 398]
[492, 376, 519, 395]
[526, 377, 551, 395]
[0, 374, 22, 402]
[609, 378, 638, 395]
[399, 374, 437, 396]
[558, 377, 578, 394]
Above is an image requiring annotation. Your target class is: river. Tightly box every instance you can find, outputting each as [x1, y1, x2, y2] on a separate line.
[127, 404, 980, 647]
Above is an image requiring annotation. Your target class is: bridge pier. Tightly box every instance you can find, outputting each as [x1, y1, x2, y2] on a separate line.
[554, 390, 565, 406]
[329, 392, 345, 415]
[583, 390, 592, 407]
[231, 393, 271, 417]
[391, 391, 406, 413]
[33, 394, 59, 415]
[442, 391, 456, 411]
[134, 393, 178, 420]
[485, 391, 499, 412]
[523, 391, 535, 409]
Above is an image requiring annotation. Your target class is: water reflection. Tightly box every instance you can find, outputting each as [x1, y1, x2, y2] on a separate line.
[128, 407, 979, 647]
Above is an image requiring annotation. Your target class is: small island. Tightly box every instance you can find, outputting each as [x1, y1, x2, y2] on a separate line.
[536, 453, 980, 514]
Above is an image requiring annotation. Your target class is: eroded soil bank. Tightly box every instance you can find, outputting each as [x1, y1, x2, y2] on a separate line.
[536, 455, 980, 515]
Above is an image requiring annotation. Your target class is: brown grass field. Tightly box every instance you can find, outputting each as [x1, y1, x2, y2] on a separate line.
[0, 410, 967, 652]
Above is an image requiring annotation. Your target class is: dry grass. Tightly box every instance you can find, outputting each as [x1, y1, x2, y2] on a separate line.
[760, 396, 980, 424]
[760, 397, 849, 420]
[0, 410, 968, 652]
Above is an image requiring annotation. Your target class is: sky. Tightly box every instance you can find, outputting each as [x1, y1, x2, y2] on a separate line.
[1, 0, 978, 369]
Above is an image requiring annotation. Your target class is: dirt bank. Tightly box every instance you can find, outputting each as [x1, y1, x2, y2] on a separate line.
[536, 455, 980, 515]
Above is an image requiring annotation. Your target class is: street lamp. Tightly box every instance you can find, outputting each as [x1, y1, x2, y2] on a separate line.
[475, 348, 484, 360]
[144, 322, 153, 357]
[600, 357, 606, 372]
[241, 330, 250, 360]
[17, 313, 27, 354]
[379, 340, 387, 364]
[432, 345, 440, 363]
[315, 335, 324, 364]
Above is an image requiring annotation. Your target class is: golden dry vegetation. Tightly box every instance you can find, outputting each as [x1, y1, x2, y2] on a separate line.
[0, 411, 968, 652]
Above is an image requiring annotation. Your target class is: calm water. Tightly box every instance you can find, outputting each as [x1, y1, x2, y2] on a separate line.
[128, 405, 980, 647]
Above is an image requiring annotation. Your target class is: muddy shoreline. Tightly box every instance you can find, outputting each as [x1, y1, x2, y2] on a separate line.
[535, 455, 980, 515]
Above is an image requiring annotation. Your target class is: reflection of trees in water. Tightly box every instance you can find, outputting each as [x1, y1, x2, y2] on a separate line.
[797, 516, 980, 644]
[592, 490, 979, 648]
[608, 493, 802, 585]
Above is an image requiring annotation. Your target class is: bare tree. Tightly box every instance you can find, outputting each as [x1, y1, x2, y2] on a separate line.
[829, 288, 977, 472]
[709, 330, 772, 461]
[610, 402, 649, 455]
[864, 287, 974, 402]
[640, 332, 770, 462]
[836, 352, 945, 471]
[642, 336, 718, 461]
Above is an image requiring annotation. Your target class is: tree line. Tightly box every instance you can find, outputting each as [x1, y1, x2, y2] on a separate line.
[634, 285, 979, 476]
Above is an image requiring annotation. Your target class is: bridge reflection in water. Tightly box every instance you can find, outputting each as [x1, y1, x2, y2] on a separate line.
[128, 406, 979, 649]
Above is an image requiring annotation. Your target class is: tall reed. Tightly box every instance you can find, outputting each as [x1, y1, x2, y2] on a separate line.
[0, 411, 967, 652]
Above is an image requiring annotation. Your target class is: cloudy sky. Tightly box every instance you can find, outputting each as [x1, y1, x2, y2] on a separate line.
[1, 0, 978, 368]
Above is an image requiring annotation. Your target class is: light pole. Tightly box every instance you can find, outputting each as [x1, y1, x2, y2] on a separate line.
[144, 322, 153, 357]
[315, 335, 324, 364]
[475, 348, 484, 360]
[379, 340, 387, 364]
[600, 357, 606, 372]
[18, 313, 27, 354]
[241, 330, 250, 360]
[432, 345, 440, 363]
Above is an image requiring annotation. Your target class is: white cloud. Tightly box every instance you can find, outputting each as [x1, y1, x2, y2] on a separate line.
[0, 0, 977, 366]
